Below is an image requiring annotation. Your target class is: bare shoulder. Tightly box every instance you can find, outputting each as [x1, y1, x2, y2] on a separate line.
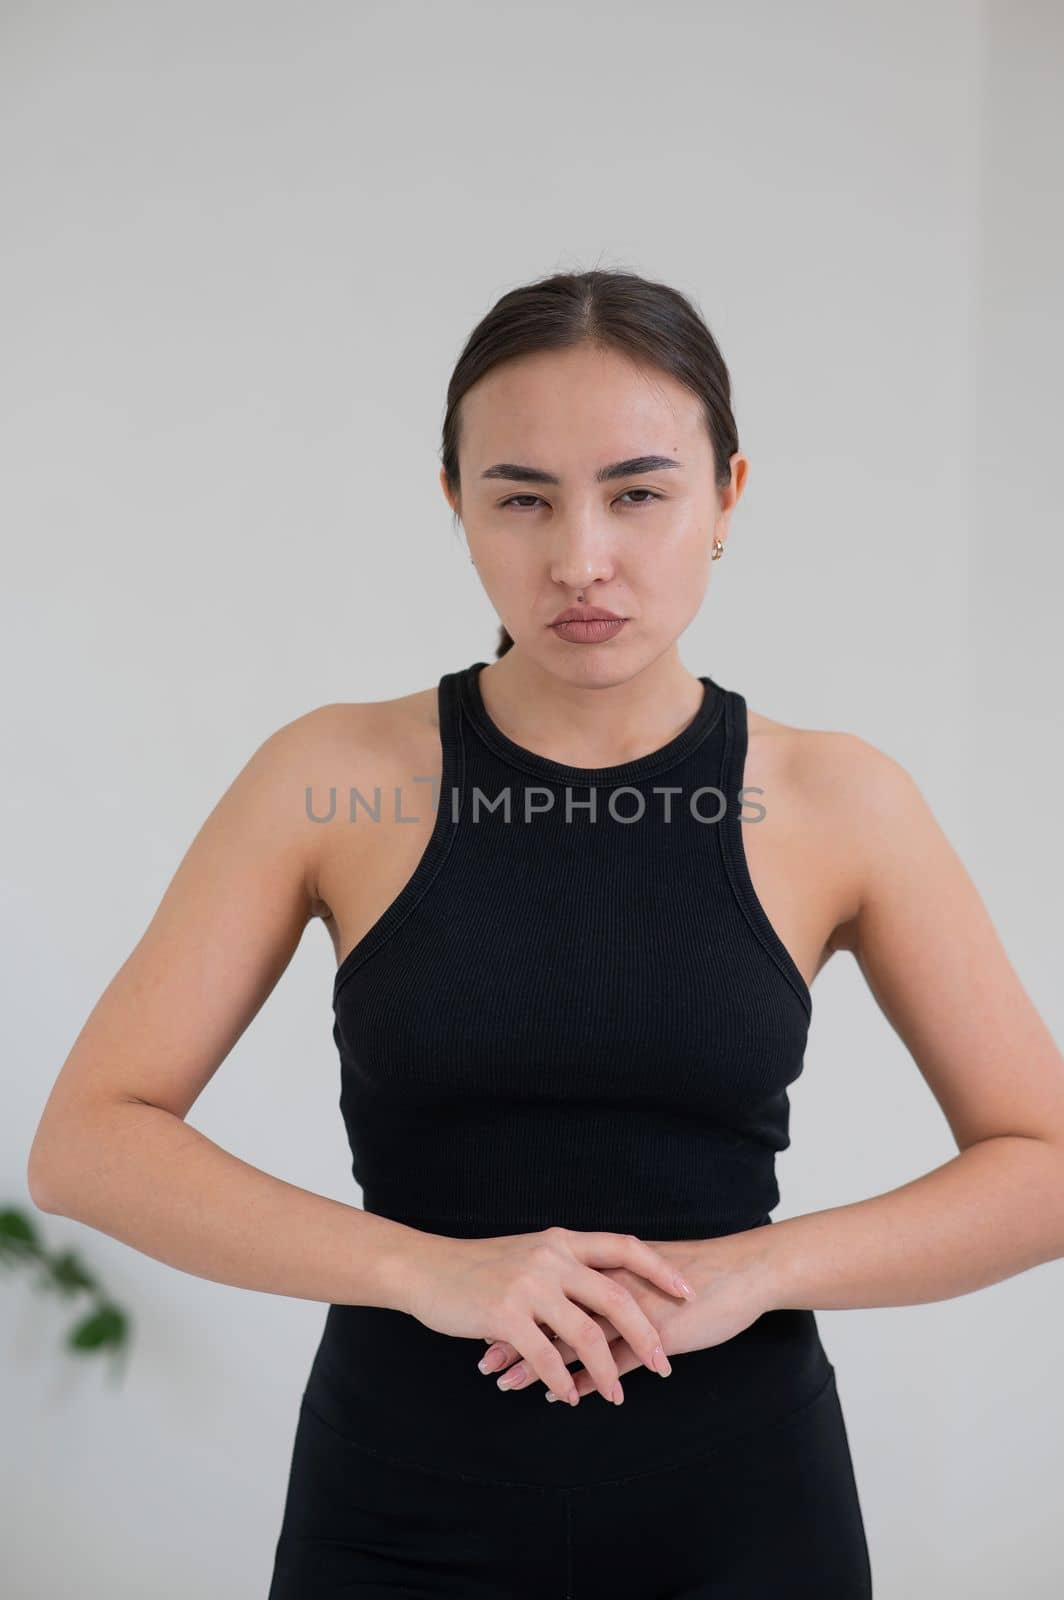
[744, 703, 920, 958]
[26, 680, 444, 1150]
[748, 704, 914, 801]
[274, 681, 439, 774]
[269, 681, 442, 915]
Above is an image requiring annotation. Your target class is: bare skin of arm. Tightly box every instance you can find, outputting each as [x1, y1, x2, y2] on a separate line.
[26, 695, 690, 1404]
[26, 703, 421, 1309]
[479, 726, 1064, 1393]
[755, 732, 1064, 1309]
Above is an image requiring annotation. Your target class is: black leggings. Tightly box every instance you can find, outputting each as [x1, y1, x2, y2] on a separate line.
[267, 1364, 872, 1598]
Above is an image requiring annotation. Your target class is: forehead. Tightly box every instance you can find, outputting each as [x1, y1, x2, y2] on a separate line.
[459, 344, 705, 462]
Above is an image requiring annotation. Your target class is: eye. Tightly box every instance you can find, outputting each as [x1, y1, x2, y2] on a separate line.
[618, 489, 663, 507]
[498, 489, 664, 512]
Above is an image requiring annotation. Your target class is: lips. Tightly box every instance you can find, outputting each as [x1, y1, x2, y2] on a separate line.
[550, 605, 624, 625]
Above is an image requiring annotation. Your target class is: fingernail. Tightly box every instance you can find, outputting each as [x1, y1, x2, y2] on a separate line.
[611, 1382, 624, 1405]
[652, 1344, 672, 1377]
[545, 1390, 557, 1402]
[674, 1274, 694, 1298]
[497, 1366, 525, 1390]
[478, 1350, 503, 1374]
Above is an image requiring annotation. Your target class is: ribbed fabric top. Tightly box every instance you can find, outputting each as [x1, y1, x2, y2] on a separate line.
[330, 661, 812, 1242]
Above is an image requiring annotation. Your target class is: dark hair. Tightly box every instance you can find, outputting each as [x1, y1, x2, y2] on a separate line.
[439, 267, 739, 660]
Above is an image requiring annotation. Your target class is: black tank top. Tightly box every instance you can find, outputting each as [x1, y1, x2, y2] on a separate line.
[331, 659, 812, 1242]
[305, 661, 829, 1487]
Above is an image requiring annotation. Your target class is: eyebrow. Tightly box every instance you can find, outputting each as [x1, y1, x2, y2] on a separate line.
[479, 454, 684, 486]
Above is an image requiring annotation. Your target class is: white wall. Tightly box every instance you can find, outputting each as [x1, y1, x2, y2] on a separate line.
[3, 2, 1061, 1594]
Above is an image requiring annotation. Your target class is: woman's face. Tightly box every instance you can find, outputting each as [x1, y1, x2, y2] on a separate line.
[441, 340, 745, 674]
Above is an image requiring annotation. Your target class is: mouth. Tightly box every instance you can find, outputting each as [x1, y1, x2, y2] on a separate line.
[549, 606, 625, 625]
[549, 615, 629, 644]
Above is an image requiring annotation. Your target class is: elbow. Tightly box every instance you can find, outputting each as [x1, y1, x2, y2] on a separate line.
[28, 1096, 145, 1216]
[27, 1171, 60, 1215]
[26, 1136, 66, 1215]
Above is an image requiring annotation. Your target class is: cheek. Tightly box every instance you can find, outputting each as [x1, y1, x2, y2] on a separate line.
[473, 547, 529, 590]
[632, 532, 711, 594]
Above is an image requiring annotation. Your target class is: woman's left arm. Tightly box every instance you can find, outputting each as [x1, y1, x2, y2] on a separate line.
[476, 738, 1064, 1391]
[753, 736, 1064, 1312]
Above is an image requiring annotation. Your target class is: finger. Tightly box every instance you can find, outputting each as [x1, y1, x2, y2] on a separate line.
[617, 1233, 695, 1302]
[478, 1340, 518, 1374]
[502, 1318, 611, 1382]
[494, 1316, 581, 1407]
[540, 1318, 609, 1368]
[479, 1316, 609, 1377]
[547, 1340, 642, 1403]
[492, 1311, 618, 1405]
[563, 1229, 693, 1301]
[501, 1287, 648, 1405]
[564, 1261, 674, 1384]
[537, 1298, 621, 1404]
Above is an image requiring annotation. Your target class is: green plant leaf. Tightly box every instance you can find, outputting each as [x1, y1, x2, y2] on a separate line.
[3, 1203, 133, 1369]
[0, 1208, 41, 1262]
[48, 1250, 98, 1296]
[68, 1303, 128, 1352]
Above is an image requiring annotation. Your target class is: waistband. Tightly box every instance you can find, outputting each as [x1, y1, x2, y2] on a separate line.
[360, 1207, 775, 1239]
[302, 1298, 831, 1489]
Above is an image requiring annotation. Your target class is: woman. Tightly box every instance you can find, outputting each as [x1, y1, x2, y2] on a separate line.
[28, 268, 1064, 1598]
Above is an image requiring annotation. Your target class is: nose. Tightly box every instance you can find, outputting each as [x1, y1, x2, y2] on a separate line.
[548, 522, 616, 594]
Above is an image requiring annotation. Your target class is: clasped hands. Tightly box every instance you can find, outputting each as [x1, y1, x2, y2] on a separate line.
[474, 1232, 775, 1406]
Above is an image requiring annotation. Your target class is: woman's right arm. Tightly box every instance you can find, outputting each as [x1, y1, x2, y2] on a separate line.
[25, 704, 419, 1309]
[26, 701, 696, 1402]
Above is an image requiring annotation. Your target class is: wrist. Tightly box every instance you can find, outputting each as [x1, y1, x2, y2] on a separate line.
[717, 1222, 792, 1314]
[748, 1223, 796, 1312]
[367, 1219, 439, 1315]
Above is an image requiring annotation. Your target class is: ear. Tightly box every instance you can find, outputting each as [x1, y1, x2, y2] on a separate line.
[439, 466, 459, 517]
[717, 453, 748, 525]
